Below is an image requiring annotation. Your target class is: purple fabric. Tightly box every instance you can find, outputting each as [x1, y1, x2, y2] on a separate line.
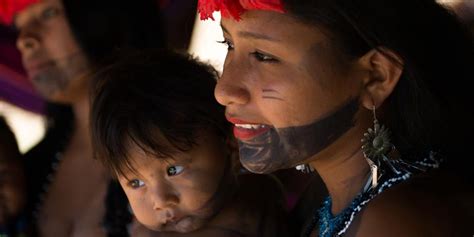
[0, 74, 45, 114]
[0, 25, 45, 114]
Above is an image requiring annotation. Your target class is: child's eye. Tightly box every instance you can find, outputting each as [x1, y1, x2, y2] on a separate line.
[128, 179, 145, 189]
[251, 51, 278, 63]
[217, 39, 234, 50]
[167, 165, 184, 176]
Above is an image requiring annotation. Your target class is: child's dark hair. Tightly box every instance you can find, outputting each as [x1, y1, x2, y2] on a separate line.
[90, 50, 230, 177]
[0, 116, 21, 163]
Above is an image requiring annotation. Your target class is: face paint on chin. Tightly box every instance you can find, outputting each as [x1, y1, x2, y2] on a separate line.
[30, 52, 89, 98]
[238, 97, 359, 173]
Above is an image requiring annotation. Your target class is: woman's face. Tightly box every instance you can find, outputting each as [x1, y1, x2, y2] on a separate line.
[15, 0, 91, 103]
[216, 10, 366, 173]
[117, 131, 230, 233]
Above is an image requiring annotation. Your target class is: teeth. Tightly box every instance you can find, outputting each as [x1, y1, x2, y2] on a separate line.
[235, 124, 267, 129]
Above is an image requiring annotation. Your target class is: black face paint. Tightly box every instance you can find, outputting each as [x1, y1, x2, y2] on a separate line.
[238, 97, 359, 174]
[31, 52, 89, 99]
[262, 89, 284, 101]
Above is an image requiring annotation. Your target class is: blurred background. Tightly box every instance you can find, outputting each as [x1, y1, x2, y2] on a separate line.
[0, 0, 473, 153]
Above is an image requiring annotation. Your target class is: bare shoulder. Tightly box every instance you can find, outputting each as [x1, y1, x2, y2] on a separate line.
[347, 170, 474, 237]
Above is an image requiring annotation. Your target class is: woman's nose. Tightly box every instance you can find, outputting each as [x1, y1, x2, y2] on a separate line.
[214, 61, 251, 106]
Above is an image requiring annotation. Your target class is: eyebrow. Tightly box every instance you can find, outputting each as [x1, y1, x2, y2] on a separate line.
[221, 24, 281, 42]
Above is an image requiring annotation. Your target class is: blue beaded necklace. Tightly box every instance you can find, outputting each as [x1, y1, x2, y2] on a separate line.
[303, 151, 440, 237]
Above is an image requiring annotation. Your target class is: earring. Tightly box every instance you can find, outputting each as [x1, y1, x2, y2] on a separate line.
[361, 105, 394, 188]
[295, 164, 314, 173]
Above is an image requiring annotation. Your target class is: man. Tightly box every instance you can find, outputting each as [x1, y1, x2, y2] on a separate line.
[14, 0, 165, 236]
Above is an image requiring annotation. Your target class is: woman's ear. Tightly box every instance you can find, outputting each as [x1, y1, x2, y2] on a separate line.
[358, 48, 403, 109]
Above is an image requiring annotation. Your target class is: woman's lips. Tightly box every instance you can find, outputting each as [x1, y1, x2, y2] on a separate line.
[227, 117, 271, 141]
[233, 124, 271, 140]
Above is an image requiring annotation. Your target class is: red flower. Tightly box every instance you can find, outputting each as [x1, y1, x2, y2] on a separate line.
[239, 0, 284, 13]
[198, 0, 284, 21]
[198, 0, 222, 20]
[220, 0, 244, 20]
[0, 0, 39, 25]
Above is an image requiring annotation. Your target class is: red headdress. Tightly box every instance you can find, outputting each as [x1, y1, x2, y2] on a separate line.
[198, 0, 285, 21]
[0, 0, 39, 25]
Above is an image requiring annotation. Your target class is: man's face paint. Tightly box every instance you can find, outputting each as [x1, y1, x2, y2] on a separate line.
[15, 0, 90, 103]
[29, 52, 90, 99]
[238, 98, 358, 173]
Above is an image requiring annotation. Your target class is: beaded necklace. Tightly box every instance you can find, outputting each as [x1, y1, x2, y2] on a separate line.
[303, 151, 440, 237]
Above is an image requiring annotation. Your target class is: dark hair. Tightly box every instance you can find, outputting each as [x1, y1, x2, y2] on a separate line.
[90, 50, 230, 177]
[282, 0, 474, 162]
[62, 0, 166, 68]
[0, 116, 21, 163]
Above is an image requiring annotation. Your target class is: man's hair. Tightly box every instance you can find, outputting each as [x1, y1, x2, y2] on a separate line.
[90, 49, 230, 177]
[0, 116, 21, 163]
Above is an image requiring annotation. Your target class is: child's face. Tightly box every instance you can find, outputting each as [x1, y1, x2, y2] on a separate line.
[0, 160, 26, 224]
[117, 131, 229, 233]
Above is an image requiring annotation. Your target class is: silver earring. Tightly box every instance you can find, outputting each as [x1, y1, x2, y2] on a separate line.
[295, 164, 314, 173]
[361, 105, 393, 188]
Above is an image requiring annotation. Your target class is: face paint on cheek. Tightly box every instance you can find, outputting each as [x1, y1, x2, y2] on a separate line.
[31, 52, 89, 97]
[238, 97, 359, 173]
[262, 89, 284, 101]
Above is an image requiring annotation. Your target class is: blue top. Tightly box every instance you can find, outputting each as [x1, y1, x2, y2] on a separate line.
[303, 151, 441, 237]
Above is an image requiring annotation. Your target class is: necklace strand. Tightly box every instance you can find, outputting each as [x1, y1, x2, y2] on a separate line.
[304, 151, 440, 237]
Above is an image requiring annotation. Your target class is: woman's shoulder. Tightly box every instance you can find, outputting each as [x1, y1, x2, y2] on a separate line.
[348, 169, 474, 236]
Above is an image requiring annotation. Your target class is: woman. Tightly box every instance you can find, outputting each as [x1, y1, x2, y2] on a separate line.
[198, 0, 474, 236]
[13, 0, 165, 236]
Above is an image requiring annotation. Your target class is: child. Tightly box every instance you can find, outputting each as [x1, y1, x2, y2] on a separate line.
[90, 50, 290, 237]
[0, 116, 28, 236]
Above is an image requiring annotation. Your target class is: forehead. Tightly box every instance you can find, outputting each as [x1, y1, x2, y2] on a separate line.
[221, 10, 328, 43]
[14, 0, 62, 25]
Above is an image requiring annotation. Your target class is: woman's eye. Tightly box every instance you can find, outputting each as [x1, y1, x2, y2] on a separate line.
[217, 39, 234, 50]
[251, 51, 278, 62]
[128, 179, 145, 189]
[167, 165, 184, 176]
[41, 7, 60, 20]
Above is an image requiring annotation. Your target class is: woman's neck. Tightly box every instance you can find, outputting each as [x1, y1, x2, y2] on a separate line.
[70, 95, 91, 147]
[309, 127, 371, 214]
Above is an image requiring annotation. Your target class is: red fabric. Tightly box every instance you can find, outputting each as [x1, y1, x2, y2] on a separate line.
[239, 0, 284, 12]
[0, 25, 44, 114]
[198, 0, 284, 21]
[0, 0, 39, 25]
